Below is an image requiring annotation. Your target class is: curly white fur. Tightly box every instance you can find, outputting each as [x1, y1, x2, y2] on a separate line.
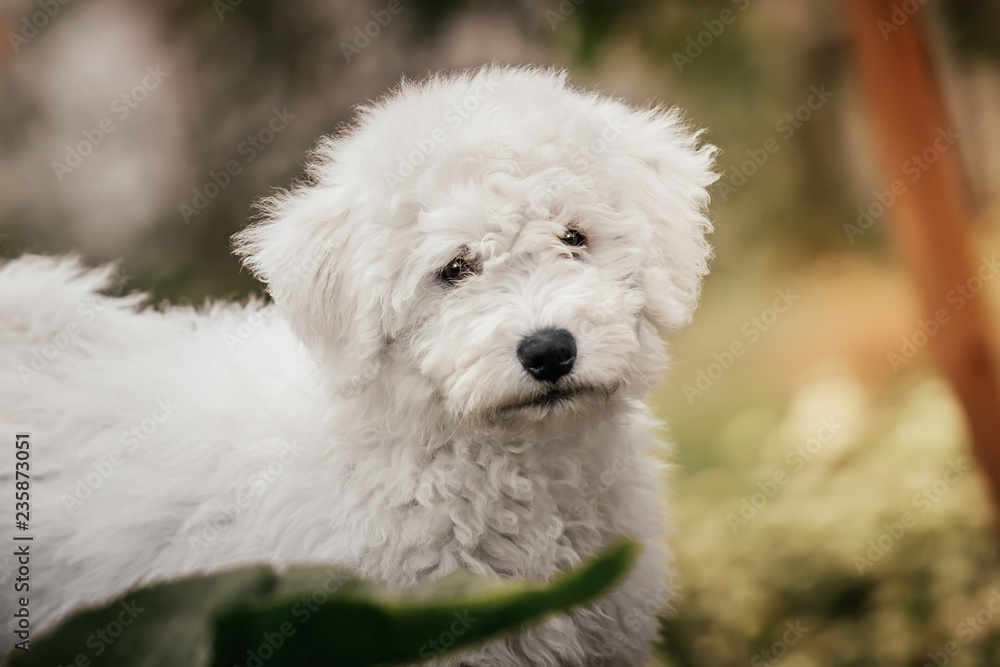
[0, 66, 716, 665]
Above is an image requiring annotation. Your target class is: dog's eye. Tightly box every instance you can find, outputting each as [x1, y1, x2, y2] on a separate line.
[561, 229, 587, 248]
[440, 258, 475, 285]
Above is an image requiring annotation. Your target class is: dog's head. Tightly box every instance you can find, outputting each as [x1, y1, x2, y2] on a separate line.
[234, 67, 716, 428]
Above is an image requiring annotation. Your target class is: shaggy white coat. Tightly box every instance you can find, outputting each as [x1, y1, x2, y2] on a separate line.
[0, 66, 716, 665]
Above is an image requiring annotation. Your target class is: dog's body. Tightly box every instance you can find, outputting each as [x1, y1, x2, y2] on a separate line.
[0, 67, 715, 665]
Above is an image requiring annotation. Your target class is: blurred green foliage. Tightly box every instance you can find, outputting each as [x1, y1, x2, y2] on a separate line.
[656, 375, 1000, 666]
[11, 538, 637, 666]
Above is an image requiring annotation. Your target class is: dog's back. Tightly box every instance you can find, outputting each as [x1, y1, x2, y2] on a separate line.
[0, 255, 319, 644]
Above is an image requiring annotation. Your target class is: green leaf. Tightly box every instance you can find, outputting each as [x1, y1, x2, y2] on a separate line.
[8, 565, 290, 667]
[9, 537, 638, 667]
[213, 536, 639, 666]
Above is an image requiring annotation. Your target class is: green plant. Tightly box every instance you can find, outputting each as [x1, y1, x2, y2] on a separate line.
[11, 537, 638, 667]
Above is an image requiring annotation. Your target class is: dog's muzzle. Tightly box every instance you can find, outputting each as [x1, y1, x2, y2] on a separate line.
[517, 328, 576, 383]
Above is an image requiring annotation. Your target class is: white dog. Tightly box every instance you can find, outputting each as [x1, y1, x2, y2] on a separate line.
[0, 66, 716, 665]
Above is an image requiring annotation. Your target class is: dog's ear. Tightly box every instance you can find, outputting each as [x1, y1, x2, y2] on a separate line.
[233, 175, 387, 397]
[618, 109, 718, 331]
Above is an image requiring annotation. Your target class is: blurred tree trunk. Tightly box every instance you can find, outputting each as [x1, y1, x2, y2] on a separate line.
[843, 0, 1000, 526]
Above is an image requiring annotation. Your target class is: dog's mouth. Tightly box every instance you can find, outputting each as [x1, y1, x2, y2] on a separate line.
[498, 383, 619, 412]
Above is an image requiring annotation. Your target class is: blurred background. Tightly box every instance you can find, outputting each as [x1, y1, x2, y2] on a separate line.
[3, 0, 1000, 664]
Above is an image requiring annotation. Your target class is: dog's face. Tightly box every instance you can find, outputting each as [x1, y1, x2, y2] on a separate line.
[235, 68, 716, 428]
[405, 179, 648, 423]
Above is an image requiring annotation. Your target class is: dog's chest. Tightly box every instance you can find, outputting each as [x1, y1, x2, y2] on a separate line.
[373, 440, 619, 585]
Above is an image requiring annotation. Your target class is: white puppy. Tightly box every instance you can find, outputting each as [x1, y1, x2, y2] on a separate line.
[0, 67, 716, 665]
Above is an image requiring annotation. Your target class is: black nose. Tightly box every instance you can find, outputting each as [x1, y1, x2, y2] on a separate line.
[517, 329, 576, 384]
